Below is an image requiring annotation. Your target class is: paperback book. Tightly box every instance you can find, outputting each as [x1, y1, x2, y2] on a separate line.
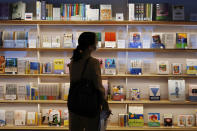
[186, 59, 197, 75]
[105, 32, 116, 48]
[128, 105, 144, 127]
[105, 58, 116, 75]
[30, 62, 40, 74]
[53, 59, 64, 74]
[63, 33, 73, 48]
[152, 34, 165, 49]
[129, 33, 142, 48]
[149, 85, 160, 101]
[173, 6, 184, 21]
[172, 63, 182, 75]
[5, 111, 14, 126]
[5, 84, 17, 100]
[42, 35, 52, 48]
[61, 83, 70, 101]
[0, 110, 5, 127]
[176, 33, 187, 48]
[189, 85, 197, 101]
[148, 113, 160, 127]
[5, 58, 17, 74]
[42, 62, 52, 74]
[52, 35, 61, 48]
[119, 114, 128, 127]
[156, 3, 169, 21]
[0, 83, 5, 100]
[27, 112, 37, 126]
[157, 61, 169, 74]
[130, 88, 140, 100]
[48, 109, 61, 126]
[111, 85, 125, 101]
[164, 113, 173, 126]
[130, 59, 142, 75]
[14, 110, 26, 126]
[100, 5, 112, 21]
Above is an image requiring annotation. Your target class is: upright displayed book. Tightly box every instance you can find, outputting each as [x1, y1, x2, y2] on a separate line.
[53, 59, 64, 74]
[5, 58, 17, 74]
[157, 61, 169, 74]
[156, 3, 169, 21]
[14, 110, 26, 126]
[104, 58, 116, 75]
[36, 1, 41, 20]
[51, 35, 61, 48]
[15, 31, 28, 48]
[27, 112, 37, 126]
[48, 109, 61, 126]
[168, 79, 185, 102]
[41, 109, 50, 125]
[149, 85, 160, 101]
[17, 59, 26, 74]
[100, 5, 112, 21]
[42, 35, 52, 48]
[17, 84, 27, 100]
[12, 1, 26, 20]
[41, 1, 46, 20]
[61, 83, 70, 101]
[53, 8, 61, 20]
[129, 33, 142, 48]
[63, 33, 73, 48]
[62, 109, 69, 126]
[0, 56, 5, 74]
[148, 113, 160, 127]
[176, 33, 187, 48]
[0, 83, 5, 100]
[96, 32, 102, 48]
[130, 59, 142, 75]
[173, 6, 184, 21]
[105, 32, 116, 48]
[5, 111, 14, 126]
[118, 114, 128, 127]
[172, 63, 182, 75]
[5, 84, 17, 100]
[128, 105, 144, 127]
[3, 31, 15, 48]
[186, 59, 197, 75]
[164, 113, 173, 126]
[111, 85, 125, 101]
[30, 62, 40, 74]
[189, 85, 197, 101]
[130, 88, 140, 100]
[0, 3, 11, 20]
[0, 110, 5, 127]
[86, 4, 99, 21]
[152, 34, 165, 48]
[42, 62, 52, 74]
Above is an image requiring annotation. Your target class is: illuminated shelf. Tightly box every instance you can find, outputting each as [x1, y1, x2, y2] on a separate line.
[0, 100, 197, 105]
[0, 126, 197, 130]
[0, 20, 197, 26]
[0, 74, 68, 77]
[1, 48, 197, 52]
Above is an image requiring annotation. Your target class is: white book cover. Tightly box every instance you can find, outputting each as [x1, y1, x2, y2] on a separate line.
[61, 83, 70, 101]
[53, 8, 61, 20]
[86, 5, 99, 21]
[117, 40, 126, 48]
[36, 1, 41, 20]
[162, 33, 176, 49]
[17, 83, 27, 100]
[100, 5, 112, 21]
[63, 33, 73, 48]
[178, 115, 186, 127]
[5, 111, 14, 126]
[0, 110, 5, 127]
[0, 83, 5, 100]
[28, 32, 37, 48]
[172, 63, 182, 75]
[52, 35, 61, 48]
[186, 115, 194, 127]
[168, 79, 185, 102]
[190, 34, 197, 49]
[157, 61, 169, 74]
[42, 35, 52, 48]
[128, 4, 135, 21]
[17, 59, 26, 74]
[14, 110, 26, 126]
[27, 112, 36, 125]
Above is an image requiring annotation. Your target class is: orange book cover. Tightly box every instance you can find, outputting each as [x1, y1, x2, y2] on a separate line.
[76, 4, 78, 15]
[69, 4, 72, 19]
[110, 32, 116, 41]
[105, 32, 111, 41]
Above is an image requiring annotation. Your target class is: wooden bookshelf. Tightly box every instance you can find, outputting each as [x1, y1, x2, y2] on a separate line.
[0, 100, 196, 105]
[0, 20, 197, 26]
[0, 126, 197, 130]
[0, 74, 69, 77]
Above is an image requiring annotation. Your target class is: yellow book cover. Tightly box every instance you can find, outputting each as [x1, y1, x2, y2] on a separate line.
[54, 59, 64, 74]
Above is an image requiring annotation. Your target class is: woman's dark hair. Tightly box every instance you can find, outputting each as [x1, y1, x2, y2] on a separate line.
[71, 32, 96, 61]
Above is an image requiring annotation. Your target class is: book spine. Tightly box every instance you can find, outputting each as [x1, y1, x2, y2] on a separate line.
[36, 1, 41, 20]
[46, 4, 49, 20]
[41, 1, 46, 20]
[76, 4, 78, 16]
[60, 4, 64, 20]
[64, 4, 67, 20]
[69, 4, 71, 20]
[144, 3, 146, 21]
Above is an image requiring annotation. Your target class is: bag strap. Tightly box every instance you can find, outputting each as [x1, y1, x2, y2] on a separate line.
[80, 57, 90, 79]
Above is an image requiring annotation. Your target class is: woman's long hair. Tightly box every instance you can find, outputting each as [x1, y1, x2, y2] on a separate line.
[71, 32, 96, 61]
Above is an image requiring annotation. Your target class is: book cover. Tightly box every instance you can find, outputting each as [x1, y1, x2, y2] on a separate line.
[41, 1, 46, 20]
[27, 112, 37, 126]
[152, 35, 165, 48]
[156, 3, 169, 21]
[189, 85, 197, 101]
[61, 83, 70, 101]
[30, 62, 40, 74]
[168, 79, 185, 102]
[48, 109, 61, 126]
[128, 105, 144, 127]
[178, 115, 186, 127]
[119, 114, 128, 127]
[105, 32, 116, 48]
[173, 6, 184, 21]
[161, 33, 176, 49]
[14, 110, 26, 126]
[100, 5, 112, 21]
[54, 59, 64, 74]
[5, 58, 17, 74]
[130, 88, 140, 100]
[43, 62, 52, 74]
[0, 83, 5, 100]
[63, 33, 73, 48]
[12, 1, 26, 20]
[0, 56, 5, 74]
[130, 59, 142, 75]
[42, 35, 52, 48]
[5, 84, 17, 100]
[128, 4, 135, 21]
[164, 113, 173, 126]
[96, 32, 102, 48]
[17, 84, 27, 100]
[52, 35, 61, 48]
[129, 33, 142, 48]
[186, 115, 194, 127]
[186, 59, 197, 75]
[28, 32, 37, 48]
[0, 110, 5, 127]
[36, 1, 41, 20]
[172, 63, 182, 75]
[0, 3, 11, 20]
[3, 31, 15, 48]
[112, 85, 125, 101]
[176, 33, 187, 48]
[5, 111, 14, 126]
[148, 113, 160, 127]
[15, 31, 28, 48]
[157, 61, 169, 74]
[105, 58, 116, 75]
[149, 85, 160, 101]
[62, 109, 69, 126]
[53, 8, 61, 20]
[86, 5, 99, 21]
[102, 80, 108, 99]
[17, 59, 26, 74]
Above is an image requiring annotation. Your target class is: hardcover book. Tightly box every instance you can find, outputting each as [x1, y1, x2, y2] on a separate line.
[176, 33, 187, 48]
[186, 59, 197, 75]
[41, 1, 46, 20]
[130, 88, 140, 100]
[111, 85, 125, 101]
[129, 33, 142, 48]
[14, 110, 26, 126]
[5, 58, 17, 74]
[173, 6, 184, 21]
[105, 58, 116, 75]
[128, 105, 144, 127]
[100, 5, 112, 20]
[168, 79, 185, 102]
[54, 59, 64, 74]
[105, 32, 116, 48]
[63, 33, 73, 48]
[156, 3, 169, 21]
[189, 85, 197, 101]
[0, 56, 5, 74]
[172, 63, 182, 75]
[157, 61, 169, 74]
[164, 113, 173, 126]
[149, 85, 160, 101]
[0, 110, 5, 127]
[30, 62, 40, 74]
[148, 113, 160, 127]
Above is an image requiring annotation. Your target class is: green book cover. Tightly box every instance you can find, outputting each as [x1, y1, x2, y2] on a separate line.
[176, 33, 187, 48]
[148, 113, 160, 127]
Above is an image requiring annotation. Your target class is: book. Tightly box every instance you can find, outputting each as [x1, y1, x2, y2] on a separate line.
[156, 3, 169, 21]
[105, 32, 116, 48]
[117, 40, 125, 49]
[5, 111, 14, 126]
[15, 31, 28, 48]
[168, 79, 185, 102]
[157, 61, 169, 74]
[5, 58, 17, 74]
[130, 59, 142, 75]
[148, 113, 160, 127]
[62, 109, 69, 126]
[119, 114, 128, 127]
[129, 33, 142, 48]
[128, 105, 144, 127]
[116, 13, 124, 21]
[102, 80, 108, 99]
[104, 58, 116, 75]
[28, 32, 37, 48]
[63, 33, 73, 48]
[38, 83, 59, 100]
[48, 109, 61, 126]
[86, 5, 99, 21]
[173, 6, 184, 21]
[164, 113, 173, 126]
[0, 56, 5, 74]
[176, 33, 187, 48]
[61, 83, 70, 101]
[12, 1, 26, 20]
[43, 62, 52, 74]
[117, 59, 126, 74]
[17, 83, 27, 100]
[0, 110, 5, 127]
[30, 83, 38, 100]
[41, 109, 50, 125]
[5, 84, 17, 100]
[111, 85, 125, 101]
[130, 88, 140, 100]
[3, 31, 15, 48]
[27, 112, 37, 126]
[149, 85, 160, 101]
[14, 110, 26, 126]
[42, 35, 52, 48]
[53, 59, 64, 74]
[152, 34, 165, 49]
[100, 5, 112, 21]
[128, 4, 135, 21]
[17, 59, 26, 74]
[161, 33, 176, 49]
[36, 1, 41, 20]
[30, 62, 40, 74]
[96, 32, 102, 48]
[186, 115, 194, 127]
[52, 35, 61, 48]
[65, 59, 70, 74]
[178, 115, 186, 127]
[0, 3, 11, 20]
[189, 85, 197, 101]
[41, 1, 46, 20]
[0, 83, 5, 100]
[186, 59, 197, 75]
[172, 63, 182, 75]
[53, 8, 61, 20]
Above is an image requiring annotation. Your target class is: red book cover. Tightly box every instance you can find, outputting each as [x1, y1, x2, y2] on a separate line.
[105, 32, 111, 41]
[111, 32, 116, 41]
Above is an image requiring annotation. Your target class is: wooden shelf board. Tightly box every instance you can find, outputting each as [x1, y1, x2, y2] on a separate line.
[0, 126, 197, 130]
[0, 74, 69, 77]
[0, 20, 197, 26]
[0, 100, 67, 104]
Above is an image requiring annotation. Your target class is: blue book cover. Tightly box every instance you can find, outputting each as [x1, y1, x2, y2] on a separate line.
[105, 59, 116, 69]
